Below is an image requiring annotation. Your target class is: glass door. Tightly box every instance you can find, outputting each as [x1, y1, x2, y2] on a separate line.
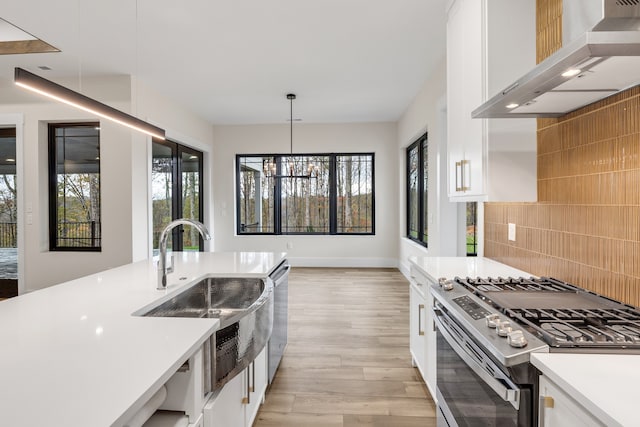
[179, 147, 203, 251]
[151, 139, 203, 255]
[0, 128, 17, 298]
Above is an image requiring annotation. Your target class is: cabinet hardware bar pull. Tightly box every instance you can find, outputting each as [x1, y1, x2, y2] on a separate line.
[538, 395, 554, 427]
[418, 304, 425, 336]
[455, 161, 462, 191]
[242, 366, 250, 404]
[461, 159, 470, 191]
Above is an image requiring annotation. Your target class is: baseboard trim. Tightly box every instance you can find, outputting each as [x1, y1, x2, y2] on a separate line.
[288, 257, 398, 269]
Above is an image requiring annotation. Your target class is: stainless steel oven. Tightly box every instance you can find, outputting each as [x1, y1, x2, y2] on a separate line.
[430, 279, 547, 427]
[431, 274, 640, 427]
[434, 302, 534, 426]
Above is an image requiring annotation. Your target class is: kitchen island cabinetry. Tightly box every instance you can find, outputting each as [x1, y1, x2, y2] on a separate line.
[0, 251, 286, 427]
[203, 346, 268, 427]
[538, 375, 604, 427]
[446, 0, 536, 202]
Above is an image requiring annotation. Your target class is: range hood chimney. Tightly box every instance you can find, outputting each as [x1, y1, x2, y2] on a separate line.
[473, 0, 640, 118]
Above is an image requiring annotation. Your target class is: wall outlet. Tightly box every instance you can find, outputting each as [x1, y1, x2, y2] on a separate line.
[286, 241, 293, 249]
[508, 223, 516, 242]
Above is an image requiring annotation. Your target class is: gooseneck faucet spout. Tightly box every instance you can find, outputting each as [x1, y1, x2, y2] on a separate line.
[157, 219, 211, 290]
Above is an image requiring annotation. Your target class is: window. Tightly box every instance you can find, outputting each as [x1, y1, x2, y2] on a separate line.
[151, 139, 204, 254]
[49, 123, 101, 251]
[406, 133, 428, 246]
[237, 153, 374, 235]
[466, 202, 478, 256]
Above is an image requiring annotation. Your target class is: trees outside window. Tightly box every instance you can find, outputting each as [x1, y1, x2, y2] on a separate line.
[237, 153, 374, 235]
[406, 133, 428, 247]
[49, 123, 101, 251]
[467, 202, 478, 256]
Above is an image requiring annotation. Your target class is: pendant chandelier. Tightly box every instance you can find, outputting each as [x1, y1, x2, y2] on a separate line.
[263, 93, 317, 179]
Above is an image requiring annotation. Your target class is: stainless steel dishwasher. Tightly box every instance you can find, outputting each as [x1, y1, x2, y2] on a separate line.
[267, 260, 290, 383]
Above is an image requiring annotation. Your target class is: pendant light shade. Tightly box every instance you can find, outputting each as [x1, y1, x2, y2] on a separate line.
[14, 67, 166, 140]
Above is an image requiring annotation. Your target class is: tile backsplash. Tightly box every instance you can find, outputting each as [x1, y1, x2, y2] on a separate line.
[484, 0, 640, 306]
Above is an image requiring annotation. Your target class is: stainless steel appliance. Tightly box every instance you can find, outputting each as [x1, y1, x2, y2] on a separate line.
[432, 276, 640, 427]
[473, 0, 640, 119]
[268, 260, 290, 383]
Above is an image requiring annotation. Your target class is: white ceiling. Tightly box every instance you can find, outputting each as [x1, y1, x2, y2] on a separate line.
[0, 0, 446, 125]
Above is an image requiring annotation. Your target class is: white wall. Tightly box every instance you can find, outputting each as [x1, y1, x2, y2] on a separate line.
[396, 58, 458, 276]
[212, 122, 398, 267]
[0, 75, 213, 292]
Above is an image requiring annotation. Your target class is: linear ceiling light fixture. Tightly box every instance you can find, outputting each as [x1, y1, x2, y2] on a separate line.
[14, 67, 165, 140]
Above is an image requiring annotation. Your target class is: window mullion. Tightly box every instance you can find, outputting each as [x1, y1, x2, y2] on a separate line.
[274, 156, 282, 234]
[329, 154, 337, 234]
[418, 140, 424, 244]
[171, 143, 181, 250]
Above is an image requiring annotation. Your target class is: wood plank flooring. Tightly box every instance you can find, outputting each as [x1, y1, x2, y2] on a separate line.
[253, 268, 437, 427]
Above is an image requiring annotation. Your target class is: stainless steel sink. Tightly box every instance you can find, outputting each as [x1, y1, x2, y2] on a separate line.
[140, 277, 273, 390]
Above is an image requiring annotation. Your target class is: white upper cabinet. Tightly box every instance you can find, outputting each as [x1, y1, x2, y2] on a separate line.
[446, 0, 537, 202]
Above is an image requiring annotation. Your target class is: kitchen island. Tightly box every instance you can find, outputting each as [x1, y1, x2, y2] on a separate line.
[0, 251, 286, 427]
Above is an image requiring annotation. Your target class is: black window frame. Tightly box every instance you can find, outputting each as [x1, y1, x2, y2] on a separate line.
[406, 133, 428, 247]
[466, 202, 478, 256]
[152, 138, 205, 252]
[48, 122, 101, 252]
[236, 152, 375, 236]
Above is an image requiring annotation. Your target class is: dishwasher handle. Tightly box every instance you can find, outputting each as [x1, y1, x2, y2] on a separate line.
[270, 261, 290, 285]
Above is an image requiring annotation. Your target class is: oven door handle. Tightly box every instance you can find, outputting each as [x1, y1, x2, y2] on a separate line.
[433, 309, 521, 410]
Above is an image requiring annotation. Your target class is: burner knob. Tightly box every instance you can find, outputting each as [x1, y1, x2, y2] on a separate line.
[438, 277, 454, 291]
[496, 321, 512, 337]
[507, 330, 528, 348]
[485, 314, 500, 328]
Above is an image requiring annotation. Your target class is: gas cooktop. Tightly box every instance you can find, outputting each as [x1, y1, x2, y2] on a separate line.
[455, 276, 640, 351]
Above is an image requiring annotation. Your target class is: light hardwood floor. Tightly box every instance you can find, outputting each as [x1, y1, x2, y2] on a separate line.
[253, 267, 437, 427]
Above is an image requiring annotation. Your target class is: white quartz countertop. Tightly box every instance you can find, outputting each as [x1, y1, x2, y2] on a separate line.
[532, 353, 639, 427]
[408, 256, 534, 283]
[0, 251, 286, 427]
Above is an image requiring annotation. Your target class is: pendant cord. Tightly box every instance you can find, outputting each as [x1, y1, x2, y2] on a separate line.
[290, 96, 293, 155]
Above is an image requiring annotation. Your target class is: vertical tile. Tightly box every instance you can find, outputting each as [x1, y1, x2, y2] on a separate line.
[484, 8, 640, 306]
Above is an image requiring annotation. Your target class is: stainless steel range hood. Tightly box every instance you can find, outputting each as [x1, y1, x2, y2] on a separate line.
[473, 0, 640, 118]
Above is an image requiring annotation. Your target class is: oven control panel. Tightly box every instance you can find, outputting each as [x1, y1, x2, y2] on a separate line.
[452, 295, 492, 320]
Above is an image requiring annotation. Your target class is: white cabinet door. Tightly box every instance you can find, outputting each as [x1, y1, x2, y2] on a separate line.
[447, 0, 485, 200]
[203, 370, 245, 427]
[409, 281, 426, 379]
[411, 266, 436, 400]
[245, 346, 268, 427]
[538, 375, 605, 427]
[446, 0, 536, 202]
